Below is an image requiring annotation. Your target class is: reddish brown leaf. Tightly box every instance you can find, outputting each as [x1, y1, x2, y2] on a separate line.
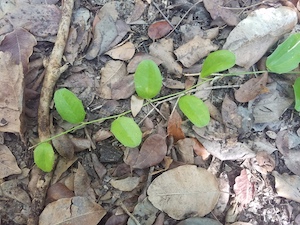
[148, 20, 173, 41]
[167, 109, 185, 143]
[233, 169, 254, 208]
[235, 73, 269, 103]
[133, 134, 167, 169]
[46, 183, 74, 204]
[192, 138, 210, 160]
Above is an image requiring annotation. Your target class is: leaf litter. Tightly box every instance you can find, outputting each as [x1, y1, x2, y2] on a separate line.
[2, 0, 300, 225]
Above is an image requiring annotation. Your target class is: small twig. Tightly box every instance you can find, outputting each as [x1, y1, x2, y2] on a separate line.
[204, 84, 240, 90]
[120, 202, 141, 225]
[152, 1, 175, 29]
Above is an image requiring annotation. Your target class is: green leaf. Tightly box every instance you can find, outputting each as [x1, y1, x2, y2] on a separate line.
[201, 50, 236, 78]
[293, 77, 300, 111]
[178, 95, 210, 127]
[34, 142, 55, 172]
[54, 88, 86, 124]
[267, 33, 300, 74]
[111, 116, 142, 147]
[134, 59, 162, 99]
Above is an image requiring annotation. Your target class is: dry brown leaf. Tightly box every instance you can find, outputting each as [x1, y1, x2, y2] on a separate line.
[167, 109, 185, 143]
[149, 38, 182, 76]
[148, 20, 173, 40]
[127, 52, 163, 73]
[213, 172, 230, 217]
[51, 157, 78, 185]
[131, 95, 144, 117]
[223, 7, 297, 69]
[0, 51, 24, 134]
[92, 129, 112, 142]
[176, 138, 194, 164]
[233, 169, 254, 208]
[178, 217, 222, 225]
[126, 0, 147, 23]
[0, 28, 36, 73]
[4, 3, 61, 37]
[0, 144, 21, 178]
[52, 127, 74, 160]
[1, 180, 30, 205]
[105, 214, 128, 225]
[147, 165, 220, 220]
[283, 150, 300, 176]
[273, 171, 300, 203]
[110, 177, 140, 192]
[192, 138, 210, 160]
[163, 78, 185, 89]
[46, 183, 74, 204]
[106, 41, 135, 60]
[98, 60, 134, 99]
[235, 73, 269, 103]
[255, 151, 275, 174]
[133, 134, 167, 169]
[74, 162, 96, 201]
[203, 0, 239, 26]
[174, 35, 218, 68]
[39, 196, 106, 225]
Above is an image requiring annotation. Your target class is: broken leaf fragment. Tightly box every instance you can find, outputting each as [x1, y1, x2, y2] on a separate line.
[54, 88, 86, 124]
[179, 95, 210, 127]
[293, 77, 300, 111]
[201, 50, 235, 78]
[34, 142, 55, 172]
[134, 59, 162, 99]
[110, 116, 142, 148]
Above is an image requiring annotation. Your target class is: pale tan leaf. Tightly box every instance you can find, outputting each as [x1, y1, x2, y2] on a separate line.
[163, 78, 185, 89]
[0, 52, 24, 134]
[92, 129, 112, 142]
[174, 35, 218, 68]
[0, 144, 21, 179]
[131, 95, 144, 117]
[110, 177, 140, 192]
[273, 171, 300, 203]
[106, 42, 135, 60]
[39, 196, 106, 225]
[147, 165, 220, 220]
[233, 169, 254, 208]
[126, 0, 147, 23]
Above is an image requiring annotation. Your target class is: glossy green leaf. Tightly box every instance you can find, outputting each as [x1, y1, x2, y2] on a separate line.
[111, 116, 142, 147]
[54, 88, 86, 124]
[267, 33, 300, 74]
[34, 142, 55, 172]
[201, 50, 236, 78]
[178, 95, 210, 127]
[293, 77, 300, 111]
[134, 59, 162, 99]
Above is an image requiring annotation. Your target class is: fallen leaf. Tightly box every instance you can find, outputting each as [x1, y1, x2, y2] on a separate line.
[147, 165, 220, 220]
[126, 0, 147, 23]
[176, 138, 194, 164]
[51, 157, 78, 185]
[127, 52, 162, 73]
[1, 180, 31, 205]
[235, 73, 269, 103]
[163, 78, 185, 89]
[131, 95, 144, 117]
[283, 150, 300, 176]
[223, 7, 297, 69]
[149, 38, 182, 76]
[92, 129, 112, 142]
[91, 153, 107, 179]
[46, 183, 74, 204]
[0, 144, 21, 178]
[127, 198, 158, 225]
[233, 169, 254, 208]
[203, 0, 239, 26]
[105, 214, 128, 225]
[255, 151, 275, 174]
[105, 41, 135, 60]
[272, 171, 300, 203]
[193, 138, 210, 160]
[213, 172, 230, 217]
[98, 60, 135, 99]
[133, 134, 167, 169]
[167, 109, 185, 143]
[148, 20, 173, 40]
[52, 127, 75, 160]
[0, 51, 24, 134]
[110, 177, 140, 192]
[39, 196, 106, 225]
[177, 217, 222, 225]
[174, 35, 218, 68]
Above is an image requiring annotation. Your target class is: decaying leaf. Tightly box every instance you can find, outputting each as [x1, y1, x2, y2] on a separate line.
[126, 0, 147, 23]
[46, 183, 74, 204]
[98, 60, 134, 99]
[133, 134, 167, 169]
[148, 20, 173, 40]
[174, 35, 218, 68]
[283, 150, 300, 176]
[52, 127, 74, 160]
[255, 151, 275, 174]
[149, 38, 182, 76]
[213, 172, 230, 217]
[105, 41, 135, 60]
[233, 169, 254, 208]
[167, 109, 185, 143]
[147, 165, 220, 220]
[163, 78, 185, 89]
[235, 73, 269, 103]
[0, 144, 21, 178]
[1, 179, 31, 205]
[273, 171, 300, 203]
[131, 95, 144, 117]
[176, 138, 194, 164]
[110, 177, 140, 192]
[39, 196, 106, 225]
[223, 7, 297, 69]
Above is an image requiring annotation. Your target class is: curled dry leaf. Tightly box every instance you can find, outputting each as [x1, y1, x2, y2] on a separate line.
[167, 109, 185, 143]
[174, 35, 218, 68]
[0, 144, 22, 178]
[272, 171, 300, 203]
[147, 165, 220, 220]
[223, 7, 297, 69]
[148, 20, 173, 40]
[133, 134, 167, 169]
[39, 196, 106, 225]
[105, 41, 135, 60]
[233, 169, 254, 208]
[235, 73, 269, 103]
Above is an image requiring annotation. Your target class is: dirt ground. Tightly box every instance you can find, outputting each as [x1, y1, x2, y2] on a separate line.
[1, 0, 300, 224]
